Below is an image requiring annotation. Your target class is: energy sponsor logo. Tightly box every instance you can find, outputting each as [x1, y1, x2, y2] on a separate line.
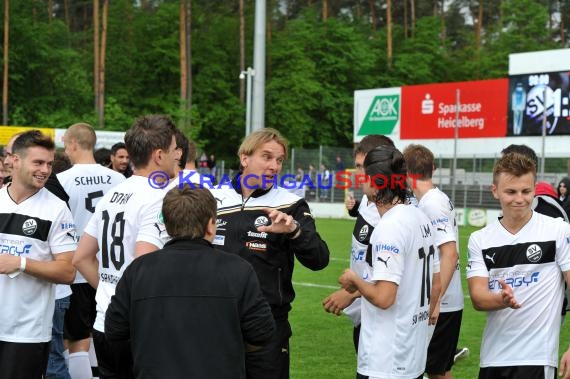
[0, 243, 32, 256]
[488, 271, 540, 290]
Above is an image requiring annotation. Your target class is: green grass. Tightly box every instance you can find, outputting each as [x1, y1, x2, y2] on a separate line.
[289, 219, 570, 378]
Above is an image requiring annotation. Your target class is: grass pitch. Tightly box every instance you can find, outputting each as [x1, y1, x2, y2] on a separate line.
[288, 219, 570, 378]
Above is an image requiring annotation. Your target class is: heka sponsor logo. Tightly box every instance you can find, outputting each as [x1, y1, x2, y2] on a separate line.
[60, 222, 76, 230]
[526, 244, 542, 263]
[351, 247, 365, 262]
[375, 243, 400, 254]
[488, 271, 540, 290]
[247, 231, 268, 239]
[0, 243, 32, 256]
[22, 219, 37, 236]
[246, 240, 267, 252]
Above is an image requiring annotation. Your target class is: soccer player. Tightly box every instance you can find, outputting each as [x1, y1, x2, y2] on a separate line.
[322, 134, 395, 351]
[210, 128, 330, 379]
[339, 145, 436, 379]
[73, 115, 179, 378]
[0, 130, 76, 378]
[109, 142, 132, 177]
[467, 152, 570, 379]
[105, 187, 276, 378]
[403, 144, 464, 379]
[58, 123, 126, 379]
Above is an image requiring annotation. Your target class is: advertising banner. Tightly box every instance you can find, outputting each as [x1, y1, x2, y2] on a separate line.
[0, 126, 55, 145]
[400, 79, 508, 139]
[507, 71, 570, 136]
[353, 87, 401, 142]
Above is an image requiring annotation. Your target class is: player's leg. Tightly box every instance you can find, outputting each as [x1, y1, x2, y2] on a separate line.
[47, 295, 71, 379]
[426, 310, 462, 379]
[246, 319, 291, 379]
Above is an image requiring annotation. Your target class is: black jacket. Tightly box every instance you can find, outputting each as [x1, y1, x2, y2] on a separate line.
[105, 238, 275, 379]
[211, 177, 330, 319]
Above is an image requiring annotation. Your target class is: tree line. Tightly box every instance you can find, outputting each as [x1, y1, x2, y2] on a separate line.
[1, 0, 568, 164]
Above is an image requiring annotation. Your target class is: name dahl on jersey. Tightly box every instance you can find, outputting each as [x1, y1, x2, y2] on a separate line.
[74, 175, 113, 186]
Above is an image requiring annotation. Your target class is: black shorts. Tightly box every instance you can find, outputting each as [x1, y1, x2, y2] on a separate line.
[425, 309, 462, 375]
[64, 283, 97, 341]
[479, 365, 556, 379]
[0, 340, 50, 379]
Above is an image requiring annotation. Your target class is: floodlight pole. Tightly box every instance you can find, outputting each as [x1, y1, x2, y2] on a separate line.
[251, 0, 265, 131]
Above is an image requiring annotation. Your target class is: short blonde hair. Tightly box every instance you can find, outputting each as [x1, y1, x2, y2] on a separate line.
[238, 128, 288, 160]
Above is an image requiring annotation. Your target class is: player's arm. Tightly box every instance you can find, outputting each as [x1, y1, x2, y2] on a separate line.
[135, 242, 161, 258]
[339, 269, 397, 309]
[0, 251, 75, 284]
[468, 277, 520, 311]
[73, 233, 100, 289]
[322, 288, 361, 315]
[435, 241, 457, 303]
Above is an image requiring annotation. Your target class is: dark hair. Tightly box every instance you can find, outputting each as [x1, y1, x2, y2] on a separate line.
[52, 151, 72, 174]
[355, 135, 395, 157]
[402, 144, 434, 179]
[364, 145, 407, 205]
[12, 130, 55, 156]
[111, 142, 127, 155]
[124, 115, 177, 169]
[94, 148, 111, 167]
[174, 129, 189, 170]
[501, 144, 538, 168]
[162, 187, 216, 239]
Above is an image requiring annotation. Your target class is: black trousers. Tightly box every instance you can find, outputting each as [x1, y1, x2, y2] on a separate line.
[246, 319, 292, 379]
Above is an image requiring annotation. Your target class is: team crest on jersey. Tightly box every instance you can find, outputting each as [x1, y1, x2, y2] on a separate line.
[358, 225, 369, 242]
[216, 219, 228, 230]
[22, 219, 37, 235]
[526, 244, 542, 263]
[254, 216, 269, 227]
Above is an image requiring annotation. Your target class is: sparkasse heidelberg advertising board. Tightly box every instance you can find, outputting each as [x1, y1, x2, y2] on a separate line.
[399, 78, 508, 139]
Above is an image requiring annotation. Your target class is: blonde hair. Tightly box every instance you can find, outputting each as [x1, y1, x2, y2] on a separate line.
[238, 128, 288, 160]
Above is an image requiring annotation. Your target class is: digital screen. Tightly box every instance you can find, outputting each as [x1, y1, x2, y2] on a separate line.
[507, 71, 570, 136]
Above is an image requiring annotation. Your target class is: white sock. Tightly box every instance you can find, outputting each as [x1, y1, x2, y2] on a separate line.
[88, 339, 98, 367]
[68, 352, 91, 379]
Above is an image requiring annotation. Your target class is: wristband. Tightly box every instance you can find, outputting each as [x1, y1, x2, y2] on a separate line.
[287, 220, 301, 239]
[8, 256, 26, 279]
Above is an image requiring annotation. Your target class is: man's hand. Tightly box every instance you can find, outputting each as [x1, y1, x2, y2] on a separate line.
[429, 300, 440, 325]
[345, 195, 356, 211]
[323, 289, 357, 315]
[499, 279, 521, 309]
[560, 347, 570, 379]
[257, 208, 297, 235]
[0, 254, 20, 275]
[339, 269, 358, 293]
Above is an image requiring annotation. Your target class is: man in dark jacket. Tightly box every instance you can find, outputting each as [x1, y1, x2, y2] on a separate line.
[210, 128, 330, 379]
[105, 188, 275, 379]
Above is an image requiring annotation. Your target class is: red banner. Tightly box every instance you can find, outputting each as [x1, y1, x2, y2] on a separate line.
[400, 79, 508, 139]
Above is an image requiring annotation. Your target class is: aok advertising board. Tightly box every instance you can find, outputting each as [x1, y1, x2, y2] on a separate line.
[399, 79, 508, 139]
[507, 71, 570, 136]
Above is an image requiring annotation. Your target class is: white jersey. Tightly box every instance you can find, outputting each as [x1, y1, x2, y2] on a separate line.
[358, 204, 436, 379]
[418, 187, 464, 312]
[344, 195, 379, 326]
[84, 175, 169, 333]
[467, 212, 570, 368]
[0, 186, 77, 342]
[58, 164, 125, 284]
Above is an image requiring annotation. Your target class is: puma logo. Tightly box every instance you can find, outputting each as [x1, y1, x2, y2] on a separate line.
[485, 253, 496, 264]
[377, 255, 391, 268]
[215, 197, 224, 205]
